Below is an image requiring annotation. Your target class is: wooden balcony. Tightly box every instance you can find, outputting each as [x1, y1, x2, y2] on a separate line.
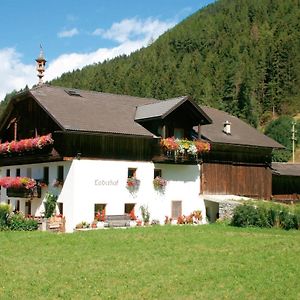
[152, 138, 210, 164]
[6, 186, 41, 198]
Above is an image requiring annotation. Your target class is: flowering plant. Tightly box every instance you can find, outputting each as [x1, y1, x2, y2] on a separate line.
[0, 134, 54, 155]
[194, 140, 211, 152]
[126, 177, 140, 190]
[129, 209, 137, 220]
[95, 209, 106, 222]
[0, 176, 36, 190]
[153, 176, 167, 190]
[160, 137, 210, 155]
[177, 210, 202, 225]
[52, 179, 64, 188]
[160, 137, 179, 151]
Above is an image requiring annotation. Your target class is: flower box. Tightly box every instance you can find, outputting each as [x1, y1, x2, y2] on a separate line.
[160, 138, 210, 161]
[0, 134, 54, 156]
[7, 187, 33, 198]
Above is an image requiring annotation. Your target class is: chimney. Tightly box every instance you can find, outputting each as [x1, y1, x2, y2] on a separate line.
[35, 45, 46, 85]
[223, 120, 231, 135]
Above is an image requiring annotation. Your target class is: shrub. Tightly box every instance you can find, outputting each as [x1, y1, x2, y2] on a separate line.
[267, 207, 281, 227]
[140, 205, 150, 224]
[8, 213, 38, 231]
[231, 202, 300, 230]
[279, 209, 297, 230]
[0, 203, 11, 229]
[44, 193, 58, 218]
[231, 204, 259, 227]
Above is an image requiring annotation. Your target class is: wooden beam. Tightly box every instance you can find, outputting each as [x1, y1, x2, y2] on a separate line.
[198, 124, 201, 140]
[162, 125, 166, 139]
[14, 121, 18, 141]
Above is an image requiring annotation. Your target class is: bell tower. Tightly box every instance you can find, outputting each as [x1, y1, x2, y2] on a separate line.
[35, 45, 46, 85]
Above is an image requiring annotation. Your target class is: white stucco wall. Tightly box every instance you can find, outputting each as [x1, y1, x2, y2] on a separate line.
[0, 159, 206, 232]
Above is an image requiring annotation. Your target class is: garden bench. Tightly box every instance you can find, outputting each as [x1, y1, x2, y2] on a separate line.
[105, 215, 131, 228]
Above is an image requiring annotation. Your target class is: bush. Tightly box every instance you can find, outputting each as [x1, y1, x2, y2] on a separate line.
[231, 202, 300, 230]
[0, 203, 11, 230]
[231, 204, 259, 227]
[44, 193, 58, 218]
[279, 209, 298, 230]
[8, 213, 38, 231]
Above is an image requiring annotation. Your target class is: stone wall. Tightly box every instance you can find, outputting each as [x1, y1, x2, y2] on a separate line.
[218, 201, 240, 220]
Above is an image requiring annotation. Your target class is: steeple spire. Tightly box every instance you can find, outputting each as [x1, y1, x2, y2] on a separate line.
[35, 44, 46, 85]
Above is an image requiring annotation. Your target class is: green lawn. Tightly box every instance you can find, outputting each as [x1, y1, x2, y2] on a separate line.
[0, 225, 299, 300]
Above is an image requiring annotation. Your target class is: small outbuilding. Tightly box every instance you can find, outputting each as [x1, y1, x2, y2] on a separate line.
[271, 163, 300, 202]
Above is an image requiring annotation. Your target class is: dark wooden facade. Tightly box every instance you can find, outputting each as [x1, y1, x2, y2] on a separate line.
[272, 175, 300, 202]
[200, 144, 272, 199]
[201, 162, 272, 199]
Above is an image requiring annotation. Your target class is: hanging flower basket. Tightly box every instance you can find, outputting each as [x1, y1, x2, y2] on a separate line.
[153, 176, 167, 190]
[126, 177, 140, 192]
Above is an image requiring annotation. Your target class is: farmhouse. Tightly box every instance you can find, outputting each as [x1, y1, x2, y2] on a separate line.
[0, 83, 283, 231]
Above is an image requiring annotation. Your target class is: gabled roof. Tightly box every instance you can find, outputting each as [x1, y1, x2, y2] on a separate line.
[29, 85, 158, 137]
[199, 106, 284, 149]
[272, 163, 300, 177]
[1, 84, 283, 150]
[135, 96, 211, 124]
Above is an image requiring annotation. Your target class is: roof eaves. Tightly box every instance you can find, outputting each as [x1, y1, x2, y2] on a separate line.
[61, 128, 155, 138]
[161, 96, 189, 119]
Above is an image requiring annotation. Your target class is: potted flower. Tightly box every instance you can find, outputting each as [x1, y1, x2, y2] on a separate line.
[128, 209, 137, 227]
[153, 176, 167, 191]
[95, 209, 106, 228]
[126, 177, 140, 192]
[91, 220, 98, 229]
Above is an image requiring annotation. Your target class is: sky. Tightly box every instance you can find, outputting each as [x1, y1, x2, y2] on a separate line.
[0, 0, 215, 100]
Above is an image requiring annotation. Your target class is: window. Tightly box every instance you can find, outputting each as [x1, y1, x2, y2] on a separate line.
[171, 201, 182, 219]
[57, 203, 63, 215]
[125, 203, 135, 214]
[57, 166, 64, 181]
[16, 168, 21, 177]
[43, 167, 49, 184]
[128, 168, 137, 178]
[94, 204, 106, 216]
[6, 169, 10, 177]
[154, 169, 162, 179]
[7, 199, 10, 205]
[174, 128, 184, 139]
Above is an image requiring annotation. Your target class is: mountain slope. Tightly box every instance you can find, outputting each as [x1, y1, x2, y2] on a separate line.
[49, 0, 299, 127]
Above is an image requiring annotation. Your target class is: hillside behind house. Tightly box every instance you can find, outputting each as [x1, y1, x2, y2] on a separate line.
[50, 0, 300, 128]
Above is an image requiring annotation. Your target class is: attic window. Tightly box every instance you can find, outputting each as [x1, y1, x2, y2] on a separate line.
[64, 89, 82, 97]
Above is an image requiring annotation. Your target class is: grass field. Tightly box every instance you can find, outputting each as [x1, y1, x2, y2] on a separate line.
[0, 225, 299, 300]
